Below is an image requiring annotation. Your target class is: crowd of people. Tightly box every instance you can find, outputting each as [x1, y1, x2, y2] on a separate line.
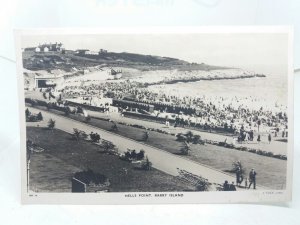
[61, 79, 288, 139]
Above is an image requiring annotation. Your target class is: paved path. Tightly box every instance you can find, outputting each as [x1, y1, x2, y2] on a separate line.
[28, 107, 265, 190]
[87, 110, 287, 155]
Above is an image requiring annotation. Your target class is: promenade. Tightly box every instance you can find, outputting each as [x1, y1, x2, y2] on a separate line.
[28, 107, 265, 190]
[86, 110, 288, 155]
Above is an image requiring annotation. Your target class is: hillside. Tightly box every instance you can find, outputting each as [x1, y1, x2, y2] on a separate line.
[22, 50, 228, 72]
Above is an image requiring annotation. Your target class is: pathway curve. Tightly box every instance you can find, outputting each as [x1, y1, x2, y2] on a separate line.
[28, 107, 265, 190]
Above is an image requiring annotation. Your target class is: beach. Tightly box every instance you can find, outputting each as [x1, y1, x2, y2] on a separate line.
[147, 73, 287, 113]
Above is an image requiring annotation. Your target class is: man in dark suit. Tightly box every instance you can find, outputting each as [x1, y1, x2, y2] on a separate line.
[229, 182, 237, 191]
[248, 168, 257, 189]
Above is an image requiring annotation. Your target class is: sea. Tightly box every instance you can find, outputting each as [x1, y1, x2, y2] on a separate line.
[148, 73, 288, 113]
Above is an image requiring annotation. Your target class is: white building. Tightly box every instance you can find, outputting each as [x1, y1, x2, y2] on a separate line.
[43, 46, 49, 52]
[108, 106, 119, 113]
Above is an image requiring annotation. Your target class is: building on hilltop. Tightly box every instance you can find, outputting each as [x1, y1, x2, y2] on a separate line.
[33, 42, 65, 53]
[99, 49, 108, 54]
[35, 47, 41, 52]
[75, 49, 108, 55]
[75, 49, 90, 55]
[85, 50, 99, 55]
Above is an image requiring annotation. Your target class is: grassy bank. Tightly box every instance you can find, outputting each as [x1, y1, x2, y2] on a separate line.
[63, 113, 287, 189]
[27, 127, 194, 192]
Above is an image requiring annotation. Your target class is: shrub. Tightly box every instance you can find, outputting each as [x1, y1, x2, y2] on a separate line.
[218, 141, 226, 147]
[141, 156, 152, 171]
[132, 124, 146, 129]
[73, 128, 88, 141]
[111, 122, 118, 131]
[248, 149, 256, 153]
[136, 150, 145, 160]
[102, 141, 116, 154]
[240, 147, 247, 151]
[27, 115, 38, 122]
[180, 141, 191, 155]
[196, 178, 210, 191]
[192, 134, 201, 144]
[142, 131, 149, 142]
[36, 112, 43, 121]
[90, 132, 101, 143]
[225, 144, 234, 149]
[176, 133, 187, 142]
[122, 149, 145, 161]
[64, 106, 71, 116]
[257, 150, 263, 155]
[185, 131, 194, 142]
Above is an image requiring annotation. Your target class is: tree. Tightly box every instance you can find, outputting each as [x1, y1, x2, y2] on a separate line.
[141, 156, 152, 171]
[47, 119, 55, 130]
[73, 128, 81, 141]
[90, 132, 100, 143]
[143, 131, 149, 142]
[136, 150, 145, 160]
[180, 141, 191, 155]
[102, 141, 116, 154]
[185, 131, 194, 142]
[111, 122, 118, 131]
[37, 112, 43, 121]
[193, 134, 205, 145]
[192, 134, 201, 144]
[176, 133, 187, 142]
[25, 108, 30, 118]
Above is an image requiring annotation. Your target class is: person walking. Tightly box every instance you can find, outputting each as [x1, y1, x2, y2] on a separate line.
[248, 168, 257, 189]
[236, 166, 242, 186]
[268, 133, 272, 144]
[257, 134, 261, 143]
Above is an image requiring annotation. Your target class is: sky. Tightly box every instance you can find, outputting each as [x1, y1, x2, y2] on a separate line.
[21, 33, 289, 76]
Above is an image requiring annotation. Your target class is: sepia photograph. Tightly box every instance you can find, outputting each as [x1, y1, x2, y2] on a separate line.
[15, 27, 293, 204]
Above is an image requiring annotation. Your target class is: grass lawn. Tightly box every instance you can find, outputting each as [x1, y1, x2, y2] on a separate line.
[27, 127, 195, 192]
[29, 153, 81, 192]
[65, 114, 287, 189]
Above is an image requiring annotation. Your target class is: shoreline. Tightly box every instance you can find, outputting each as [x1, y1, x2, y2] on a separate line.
[144, 74, 266, 86]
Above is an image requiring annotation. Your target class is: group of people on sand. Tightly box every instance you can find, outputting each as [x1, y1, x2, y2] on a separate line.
[62, 80, 288, 138]
[235, 125, 275, 144]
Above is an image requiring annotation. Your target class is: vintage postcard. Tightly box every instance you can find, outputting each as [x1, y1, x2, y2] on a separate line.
[15, 27, 294, 204]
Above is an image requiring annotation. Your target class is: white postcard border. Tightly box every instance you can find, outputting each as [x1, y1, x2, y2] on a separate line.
[15, 26, 294, 204]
